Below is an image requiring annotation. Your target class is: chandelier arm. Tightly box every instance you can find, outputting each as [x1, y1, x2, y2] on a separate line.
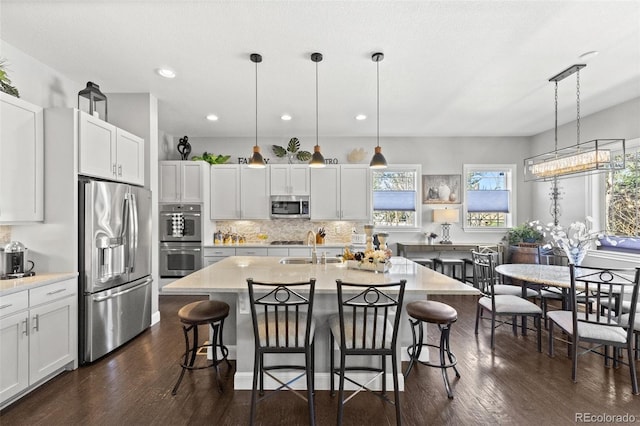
[576, 69, 581, 149]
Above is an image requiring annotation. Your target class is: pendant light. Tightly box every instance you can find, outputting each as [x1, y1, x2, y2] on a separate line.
[248, 53, 266, 168]
[370, 52, 387, 169]
[524, 64, 625, 181]
[309, 52, 326, 168]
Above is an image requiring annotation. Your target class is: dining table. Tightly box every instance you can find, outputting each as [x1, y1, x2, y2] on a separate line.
[495, 263, 571, 334]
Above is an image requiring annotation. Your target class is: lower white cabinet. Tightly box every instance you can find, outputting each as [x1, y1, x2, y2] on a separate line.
[0, 278, 77, 408]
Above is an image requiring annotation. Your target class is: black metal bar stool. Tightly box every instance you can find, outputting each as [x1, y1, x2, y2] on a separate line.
[404, 300, 460, 399]
[433, 258, 466, 282]
[172, 299, 232, 395]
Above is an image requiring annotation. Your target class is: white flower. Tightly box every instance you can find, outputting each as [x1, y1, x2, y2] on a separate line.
[530, 217, 603, 252]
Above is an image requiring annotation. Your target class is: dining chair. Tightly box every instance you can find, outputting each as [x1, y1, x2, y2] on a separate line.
[547, 265, 640, 395]
[473, 251, 542, 351]
[474, 248, 538, 298]
[246, 278, 317, 425]
[329, 279, 406, 426]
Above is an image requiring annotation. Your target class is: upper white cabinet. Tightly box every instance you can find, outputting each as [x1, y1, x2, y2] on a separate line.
[210, 165, 269, 220]
[240, 166, 270, 219]
[270, 164, 309, 195]
[310, 165, 370, 221]
[210, 165, 241, 220]
[78, 111, 144, 186]
[339, 165, 371, 221]
[159, 161, 207, 203]
[0, 92, 44, 222]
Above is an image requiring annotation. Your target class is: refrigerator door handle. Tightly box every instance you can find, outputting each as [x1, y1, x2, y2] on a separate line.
[129, 192, 138, 273]
[92, 277, 152, 303]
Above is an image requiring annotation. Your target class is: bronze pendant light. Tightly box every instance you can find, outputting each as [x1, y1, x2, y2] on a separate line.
[370, 52, 388, 169]
[309, 52, 326, 168]
[248, 53, 266, 168]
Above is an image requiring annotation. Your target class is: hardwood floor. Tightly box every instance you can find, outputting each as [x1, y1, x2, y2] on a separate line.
[2, 294, 638, 425]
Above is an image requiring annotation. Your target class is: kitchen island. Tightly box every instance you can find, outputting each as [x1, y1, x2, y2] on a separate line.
[163, 256, 479, 390]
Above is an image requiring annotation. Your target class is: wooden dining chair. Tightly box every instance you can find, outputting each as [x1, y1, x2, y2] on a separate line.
[547, 265, 640, 395]
[246, 278, 317, 425]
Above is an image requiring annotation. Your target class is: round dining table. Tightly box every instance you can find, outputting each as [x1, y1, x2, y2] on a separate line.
[495, 263, 570, 288]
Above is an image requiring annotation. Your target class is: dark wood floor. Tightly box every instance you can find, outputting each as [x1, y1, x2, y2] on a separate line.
[2, 294, 638, 425]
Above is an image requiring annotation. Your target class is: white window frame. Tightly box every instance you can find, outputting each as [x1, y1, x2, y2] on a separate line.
[371, 164, 422, 232]
[462, 163, 516, 232]
[587, 138, 640, 262]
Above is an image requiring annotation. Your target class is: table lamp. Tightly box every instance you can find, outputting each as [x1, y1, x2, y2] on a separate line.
[433, 208, 459, 244]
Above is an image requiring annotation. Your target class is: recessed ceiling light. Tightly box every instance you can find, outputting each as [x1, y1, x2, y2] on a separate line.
[355, 114, 367, 121]
[206, 114, 219, 121]
[156, 68, 176, 79]
[579, 51, 599, 61]
[281, 114, 292, 121]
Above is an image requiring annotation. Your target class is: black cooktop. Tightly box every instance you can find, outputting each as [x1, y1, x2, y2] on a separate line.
[270, 240, 304, 245]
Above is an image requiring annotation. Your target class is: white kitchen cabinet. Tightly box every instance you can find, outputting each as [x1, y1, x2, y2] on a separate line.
[236, 247, 268, 256]
[310, 165, 370, 221]
[78, 111, 144, 185]
[0, 92, 44, 222]
[0, 311, 29, 403]
[0, 278, 77, 408]
[240, 166, 270, 219]
[270, 164, 310, 195]
[203, 247, 236, 266]
[339, 165, 371, 221]
[310, 166, 340, 220]
[210, 165, 269, 220]
[159, 160, 207, 203]
[210, 165, 241, 219]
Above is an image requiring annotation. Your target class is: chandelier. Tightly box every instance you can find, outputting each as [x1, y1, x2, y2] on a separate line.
[524, 64, 625, 181]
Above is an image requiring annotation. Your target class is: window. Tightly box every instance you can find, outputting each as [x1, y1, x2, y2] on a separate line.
[602, 144, 640, 252]
[372, 165, 421, 229]
[463, 164, 516, 230]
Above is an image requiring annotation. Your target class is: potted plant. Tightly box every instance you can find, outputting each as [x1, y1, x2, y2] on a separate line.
[504, 222, 546, 264]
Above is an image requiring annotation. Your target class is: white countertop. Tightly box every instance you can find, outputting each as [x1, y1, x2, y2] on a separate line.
[164, 256, 480, 295]
[203, 243, 347, 249]
[0, 272, 78, 296]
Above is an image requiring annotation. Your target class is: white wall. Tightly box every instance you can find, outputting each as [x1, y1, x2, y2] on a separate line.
[182, 135, 531, 245]
[0, 40, 80, 109]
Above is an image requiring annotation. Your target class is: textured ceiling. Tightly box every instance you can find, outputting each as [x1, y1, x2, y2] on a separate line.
[1, 0, 639, 138]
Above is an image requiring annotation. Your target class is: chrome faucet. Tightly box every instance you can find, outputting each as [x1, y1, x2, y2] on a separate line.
[306, 230, 317, 264]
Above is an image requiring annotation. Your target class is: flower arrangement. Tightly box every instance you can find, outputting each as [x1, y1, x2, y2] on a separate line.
[343, 248, 392, 264]
[343, 247, 392, 272]
[530, 216, 604, 265]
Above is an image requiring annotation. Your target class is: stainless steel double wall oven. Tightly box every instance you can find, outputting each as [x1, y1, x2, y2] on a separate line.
[159, 204, 203, 277]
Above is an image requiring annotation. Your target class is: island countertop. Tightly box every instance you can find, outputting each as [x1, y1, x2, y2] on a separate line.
[163, 256, 479, 295]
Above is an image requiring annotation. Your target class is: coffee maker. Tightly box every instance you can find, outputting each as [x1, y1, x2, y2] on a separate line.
[1, 241, 35, 279]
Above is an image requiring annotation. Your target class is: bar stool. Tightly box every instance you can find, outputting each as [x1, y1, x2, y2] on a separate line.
[433, 258, 466, 282]
[404, 300, 460, 399]
[172, 299, 232, 395]
[413, 258, 434, 269]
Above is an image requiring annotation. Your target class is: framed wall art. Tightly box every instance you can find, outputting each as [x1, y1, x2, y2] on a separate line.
[422, 174, 461, 204]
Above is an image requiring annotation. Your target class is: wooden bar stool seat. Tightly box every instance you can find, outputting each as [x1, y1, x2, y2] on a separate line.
[172, 300, 232, 395]
[404, 300, 460, 399]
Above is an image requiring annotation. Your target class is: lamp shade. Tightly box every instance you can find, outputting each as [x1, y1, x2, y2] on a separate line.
[433, 209, 459, 224]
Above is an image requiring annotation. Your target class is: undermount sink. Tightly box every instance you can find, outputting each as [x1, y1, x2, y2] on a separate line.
[279, 257, 343, 265]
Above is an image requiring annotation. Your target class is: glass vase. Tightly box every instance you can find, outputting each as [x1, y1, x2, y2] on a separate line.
[563, 246, 587, 266]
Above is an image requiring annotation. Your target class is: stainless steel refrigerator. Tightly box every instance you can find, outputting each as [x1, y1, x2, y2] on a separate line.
[78, 179, 152, 364]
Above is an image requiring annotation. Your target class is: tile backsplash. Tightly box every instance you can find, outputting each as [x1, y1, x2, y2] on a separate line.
[213, 220, 367, 245]
[0, 226, 10, 245]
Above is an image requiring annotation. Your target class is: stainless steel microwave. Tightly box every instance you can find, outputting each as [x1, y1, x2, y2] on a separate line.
[270, 195, 310, 219]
